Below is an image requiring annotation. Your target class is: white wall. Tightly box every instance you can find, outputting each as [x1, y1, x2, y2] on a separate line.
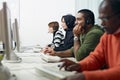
[0, 0, 103, 48]
[0, 0, 19, 24]
[19, 0, 75, 47]
[75, 0, 103, 24]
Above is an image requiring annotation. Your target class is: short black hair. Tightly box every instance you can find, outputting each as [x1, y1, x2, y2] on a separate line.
[106, 0, 120, 14]
[78, 9, 95, 25]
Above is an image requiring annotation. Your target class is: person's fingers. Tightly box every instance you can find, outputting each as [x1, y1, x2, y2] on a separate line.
[73, 25, 82, 35]
[67, 64, 81, 72]
[58, 59, 68, 70]
[59, 62, 66, 70]
[66, 64, 76, 71]
[59, 59, 76, 71]
[65, 66, 69, 71]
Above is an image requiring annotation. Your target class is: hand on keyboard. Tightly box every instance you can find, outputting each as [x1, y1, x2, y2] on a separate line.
[35, 64, 76, 80]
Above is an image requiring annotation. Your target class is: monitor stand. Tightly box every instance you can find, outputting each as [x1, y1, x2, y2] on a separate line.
[3, 51, 22, 63]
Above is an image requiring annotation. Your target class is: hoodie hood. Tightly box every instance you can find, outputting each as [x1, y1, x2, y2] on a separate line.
[62, 14, 76, 31]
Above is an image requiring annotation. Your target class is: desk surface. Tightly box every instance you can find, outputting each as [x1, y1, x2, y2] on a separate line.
[2, 52, 76, 80]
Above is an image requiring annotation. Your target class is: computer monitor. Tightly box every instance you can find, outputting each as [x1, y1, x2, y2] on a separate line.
[0, 2, 21, 62]
[12, 18, 20, 52]
[0, 8, 4, 53]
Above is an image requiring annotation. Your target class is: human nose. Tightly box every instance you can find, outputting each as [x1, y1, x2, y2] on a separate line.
[98, 18, 106, 27]
[101, 20, 107, 27]
[75, 20, 78, 25]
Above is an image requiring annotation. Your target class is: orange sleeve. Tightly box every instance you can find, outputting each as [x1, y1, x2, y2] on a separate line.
[77, 33, 120, 80]
[83, 66, 120, 80]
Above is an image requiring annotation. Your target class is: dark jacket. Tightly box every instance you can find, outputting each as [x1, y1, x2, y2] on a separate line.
[54, 14, 76, 51]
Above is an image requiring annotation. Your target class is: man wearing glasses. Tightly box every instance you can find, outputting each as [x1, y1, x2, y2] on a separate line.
[60, 0, 120, 80]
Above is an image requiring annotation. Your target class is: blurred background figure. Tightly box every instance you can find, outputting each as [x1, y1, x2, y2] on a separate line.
[42, 14, 76, 54]
[41, 21, 64, 53]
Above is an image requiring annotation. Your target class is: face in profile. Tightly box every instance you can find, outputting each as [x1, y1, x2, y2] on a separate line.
[99, 1, 120, 34]
[61, 18, 67, 30]
[75, 13, 86, 28]
[48, 27, 54, 33]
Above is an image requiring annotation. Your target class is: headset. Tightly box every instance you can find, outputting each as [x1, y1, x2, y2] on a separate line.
[85, 17, 92, 25]
[82, 17, 92, 30]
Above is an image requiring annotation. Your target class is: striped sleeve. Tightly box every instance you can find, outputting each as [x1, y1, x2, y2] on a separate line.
[53, 30, 64, 47]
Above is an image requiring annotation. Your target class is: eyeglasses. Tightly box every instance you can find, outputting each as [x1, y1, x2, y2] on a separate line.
[99, 12, 120, 22]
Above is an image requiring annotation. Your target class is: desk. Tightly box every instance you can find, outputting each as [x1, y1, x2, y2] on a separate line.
[2, 53, 76, 80]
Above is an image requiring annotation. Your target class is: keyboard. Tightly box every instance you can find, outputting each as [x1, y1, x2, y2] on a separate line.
[35, 64, 76, 80]
[40, 53, 61, 63]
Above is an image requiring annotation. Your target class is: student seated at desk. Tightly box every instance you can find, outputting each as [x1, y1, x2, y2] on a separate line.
[42, 14, 76, 52]
[58, 0, 120, 80]
[43, 21, 65, 51]
[48, 21, 64, 48]
[43, 9, 104, 61]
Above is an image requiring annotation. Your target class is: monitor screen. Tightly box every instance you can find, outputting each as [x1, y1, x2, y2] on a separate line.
[12, 18, 20, 52]
[0, 2, 12, 60]
[0, 2, 21, 62]
[0, 9, 4, 53]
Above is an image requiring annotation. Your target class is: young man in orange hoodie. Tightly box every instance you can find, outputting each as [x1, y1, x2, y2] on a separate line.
[60, 0, 120, 80]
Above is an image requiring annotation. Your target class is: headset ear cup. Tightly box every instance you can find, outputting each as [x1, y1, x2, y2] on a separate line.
[86, 20, 90, 24]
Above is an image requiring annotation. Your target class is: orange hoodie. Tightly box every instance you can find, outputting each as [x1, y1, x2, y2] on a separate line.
[78, 32, 120, 80]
